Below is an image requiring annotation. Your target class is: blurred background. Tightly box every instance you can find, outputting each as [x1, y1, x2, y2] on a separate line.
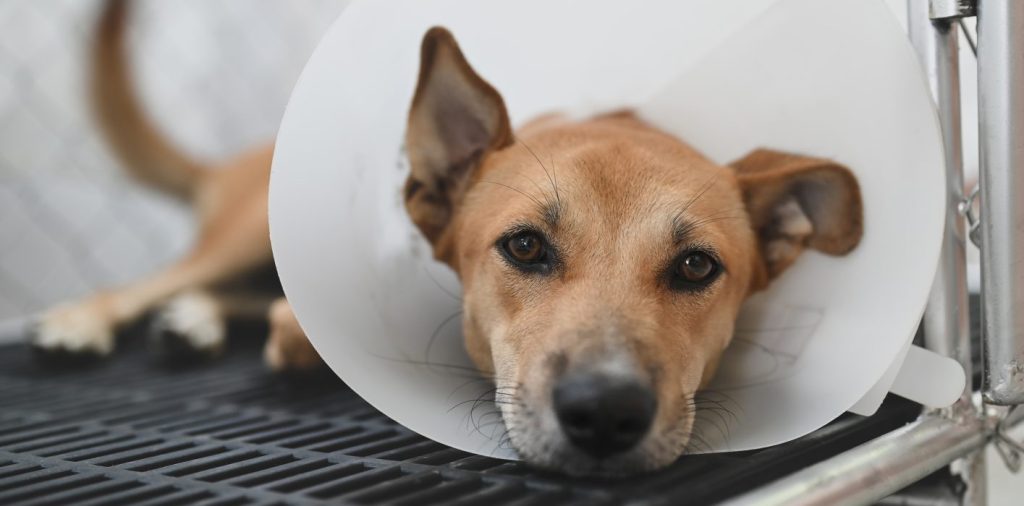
[0, 0, 347, 337]
[0, 0, 976, 339]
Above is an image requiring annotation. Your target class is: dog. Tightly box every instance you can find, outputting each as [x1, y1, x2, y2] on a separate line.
[401, 28, 862, 474]
[34, 0, 863, 476]
[31, 0, 319, 371]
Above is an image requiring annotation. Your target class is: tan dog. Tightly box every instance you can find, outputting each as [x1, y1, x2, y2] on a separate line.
[31, 0, 318, 371]
[401, 29, 862, 474]
[35, 0, 863, 475]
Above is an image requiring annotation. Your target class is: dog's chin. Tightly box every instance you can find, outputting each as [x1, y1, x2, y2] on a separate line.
[501, 406, 689, 477]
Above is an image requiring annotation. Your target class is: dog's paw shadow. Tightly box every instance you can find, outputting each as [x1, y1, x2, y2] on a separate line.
[28, 341, 109, 370]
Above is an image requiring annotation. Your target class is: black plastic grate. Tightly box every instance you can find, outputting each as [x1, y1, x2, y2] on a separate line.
[0, 324, 922, 505]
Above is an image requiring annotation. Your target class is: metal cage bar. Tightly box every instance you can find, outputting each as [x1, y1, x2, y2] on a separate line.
[722, 407, 1024, 506]
[909, 0, 973, 403]
[977, 0, 1024, 405]
[908, 2, 987, 502]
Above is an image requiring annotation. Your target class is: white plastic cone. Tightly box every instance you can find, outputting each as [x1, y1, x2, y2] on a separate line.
[269, 0, 958, 459]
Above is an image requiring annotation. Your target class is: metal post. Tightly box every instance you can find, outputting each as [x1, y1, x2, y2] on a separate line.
[977, 0, 1024, 405]
[908, 3, 985, 504]
[908, 0, 973, 403]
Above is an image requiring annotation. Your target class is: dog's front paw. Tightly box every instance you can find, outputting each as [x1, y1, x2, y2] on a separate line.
[149, 291, 226, 361]
[264, 298, 322, 372]
[31, 303, 115, 362]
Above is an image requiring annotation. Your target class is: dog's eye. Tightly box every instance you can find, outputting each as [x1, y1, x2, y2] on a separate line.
[671, 250, 720, 290]
[505, 233, 545, 263]
[497, 230, 555, 275]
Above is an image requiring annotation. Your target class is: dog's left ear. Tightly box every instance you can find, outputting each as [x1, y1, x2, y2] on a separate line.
[730, 149, 863, 290]
[404, 27, 513, 256]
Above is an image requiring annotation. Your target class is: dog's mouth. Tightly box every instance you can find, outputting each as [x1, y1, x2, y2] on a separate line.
[493, 374, 693, 476]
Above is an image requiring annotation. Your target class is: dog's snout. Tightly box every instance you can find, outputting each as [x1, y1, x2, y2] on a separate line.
[552, 372, 656, 458]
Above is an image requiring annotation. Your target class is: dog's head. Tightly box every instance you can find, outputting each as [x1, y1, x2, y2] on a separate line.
[403, 27, 862, 475]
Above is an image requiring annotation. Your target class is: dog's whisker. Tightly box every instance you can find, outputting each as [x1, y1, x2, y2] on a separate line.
[516, 136, 562, 214]
[422, 265, 463, 302]
[479, 180, 545, 209]
[423, 310, 463, 366]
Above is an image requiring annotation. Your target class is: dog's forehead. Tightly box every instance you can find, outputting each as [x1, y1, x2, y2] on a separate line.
[474, 116, 745, 236]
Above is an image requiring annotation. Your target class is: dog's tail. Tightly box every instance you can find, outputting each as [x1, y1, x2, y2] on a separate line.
[91, 0, 206, 201]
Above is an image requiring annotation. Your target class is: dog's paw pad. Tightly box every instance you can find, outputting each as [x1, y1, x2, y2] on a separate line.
[149, 292, 225, 362]
[30, 305, 115, 363]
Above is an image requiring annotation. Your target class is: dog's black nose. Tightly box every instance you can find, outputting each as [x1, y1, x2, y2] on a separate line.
[552, 372, 657, 458]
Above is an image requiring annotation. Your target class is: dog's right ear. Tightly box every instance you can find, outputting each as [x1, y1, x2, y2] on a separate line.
[404, 27, 513, 255]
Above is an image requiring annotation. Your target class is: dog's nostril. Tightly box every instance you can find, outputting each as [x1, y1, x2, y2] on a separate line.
[552, 372, 656, 459]
[564, 412, 593, 432]
[616, 418, 644, 435]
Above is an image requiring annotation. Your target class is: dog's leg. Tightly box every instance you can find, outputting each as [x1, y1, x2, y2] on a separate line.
[149, 290, 278, 360]
[149, 290, 226, 360]
[263, 297, 322, 372]
[31, 247, 259, 359]
[32, 270, 186, 358]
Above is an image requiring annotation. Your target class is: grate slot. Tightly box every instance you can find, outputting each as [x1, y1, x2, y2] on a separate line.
[409, 448, 472, 466]
[308, 398, 371, 419]
[191, 454, 297, 483]
[131, 488, 216, 506]
[305, 465, 404, 499]
[191, 495, 253, 506]
[345, 470, 448, 504]
[17, 394, 119, 417]
[484, 463, 535, 476]
[62, 437, 164, 462]
[392, 477, 488, 506]
[0, 425, 79, 447]
[371, 439, 448, 461]
[8, 429, 109, 453]
[266, 462, 364, 493]
[145, 410, 242, 433]
[445, 482, 531, 506]
[452, 456, 509, 472]
[46, 397, 139, 420]
[264, 425, 360, 450]
[0, 462, 41, 480]
[0, 418, 54, 437]
[36, 433, 136, 458]
[242, 421, 331, 445]
[306, 427, 386, 453]
[21, 477, 142, 506]
[180, 415, 271, 437]
[207, 384, 282, 405]
[90, 441, 196, 467]
[500, 488, 576, 506]
[0, 467, 72, 491]
[0, 390, 71, 410]
[227, 458, 332, 488]
[211, 419, 299, 441]
[76, 484, 178, 506]
[125, 445, 229, 472]
[96, 402, 189, 427]
[162, 449, 264, 478]
[0, 472, 105, 504]
[331, 432, 426, 458]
